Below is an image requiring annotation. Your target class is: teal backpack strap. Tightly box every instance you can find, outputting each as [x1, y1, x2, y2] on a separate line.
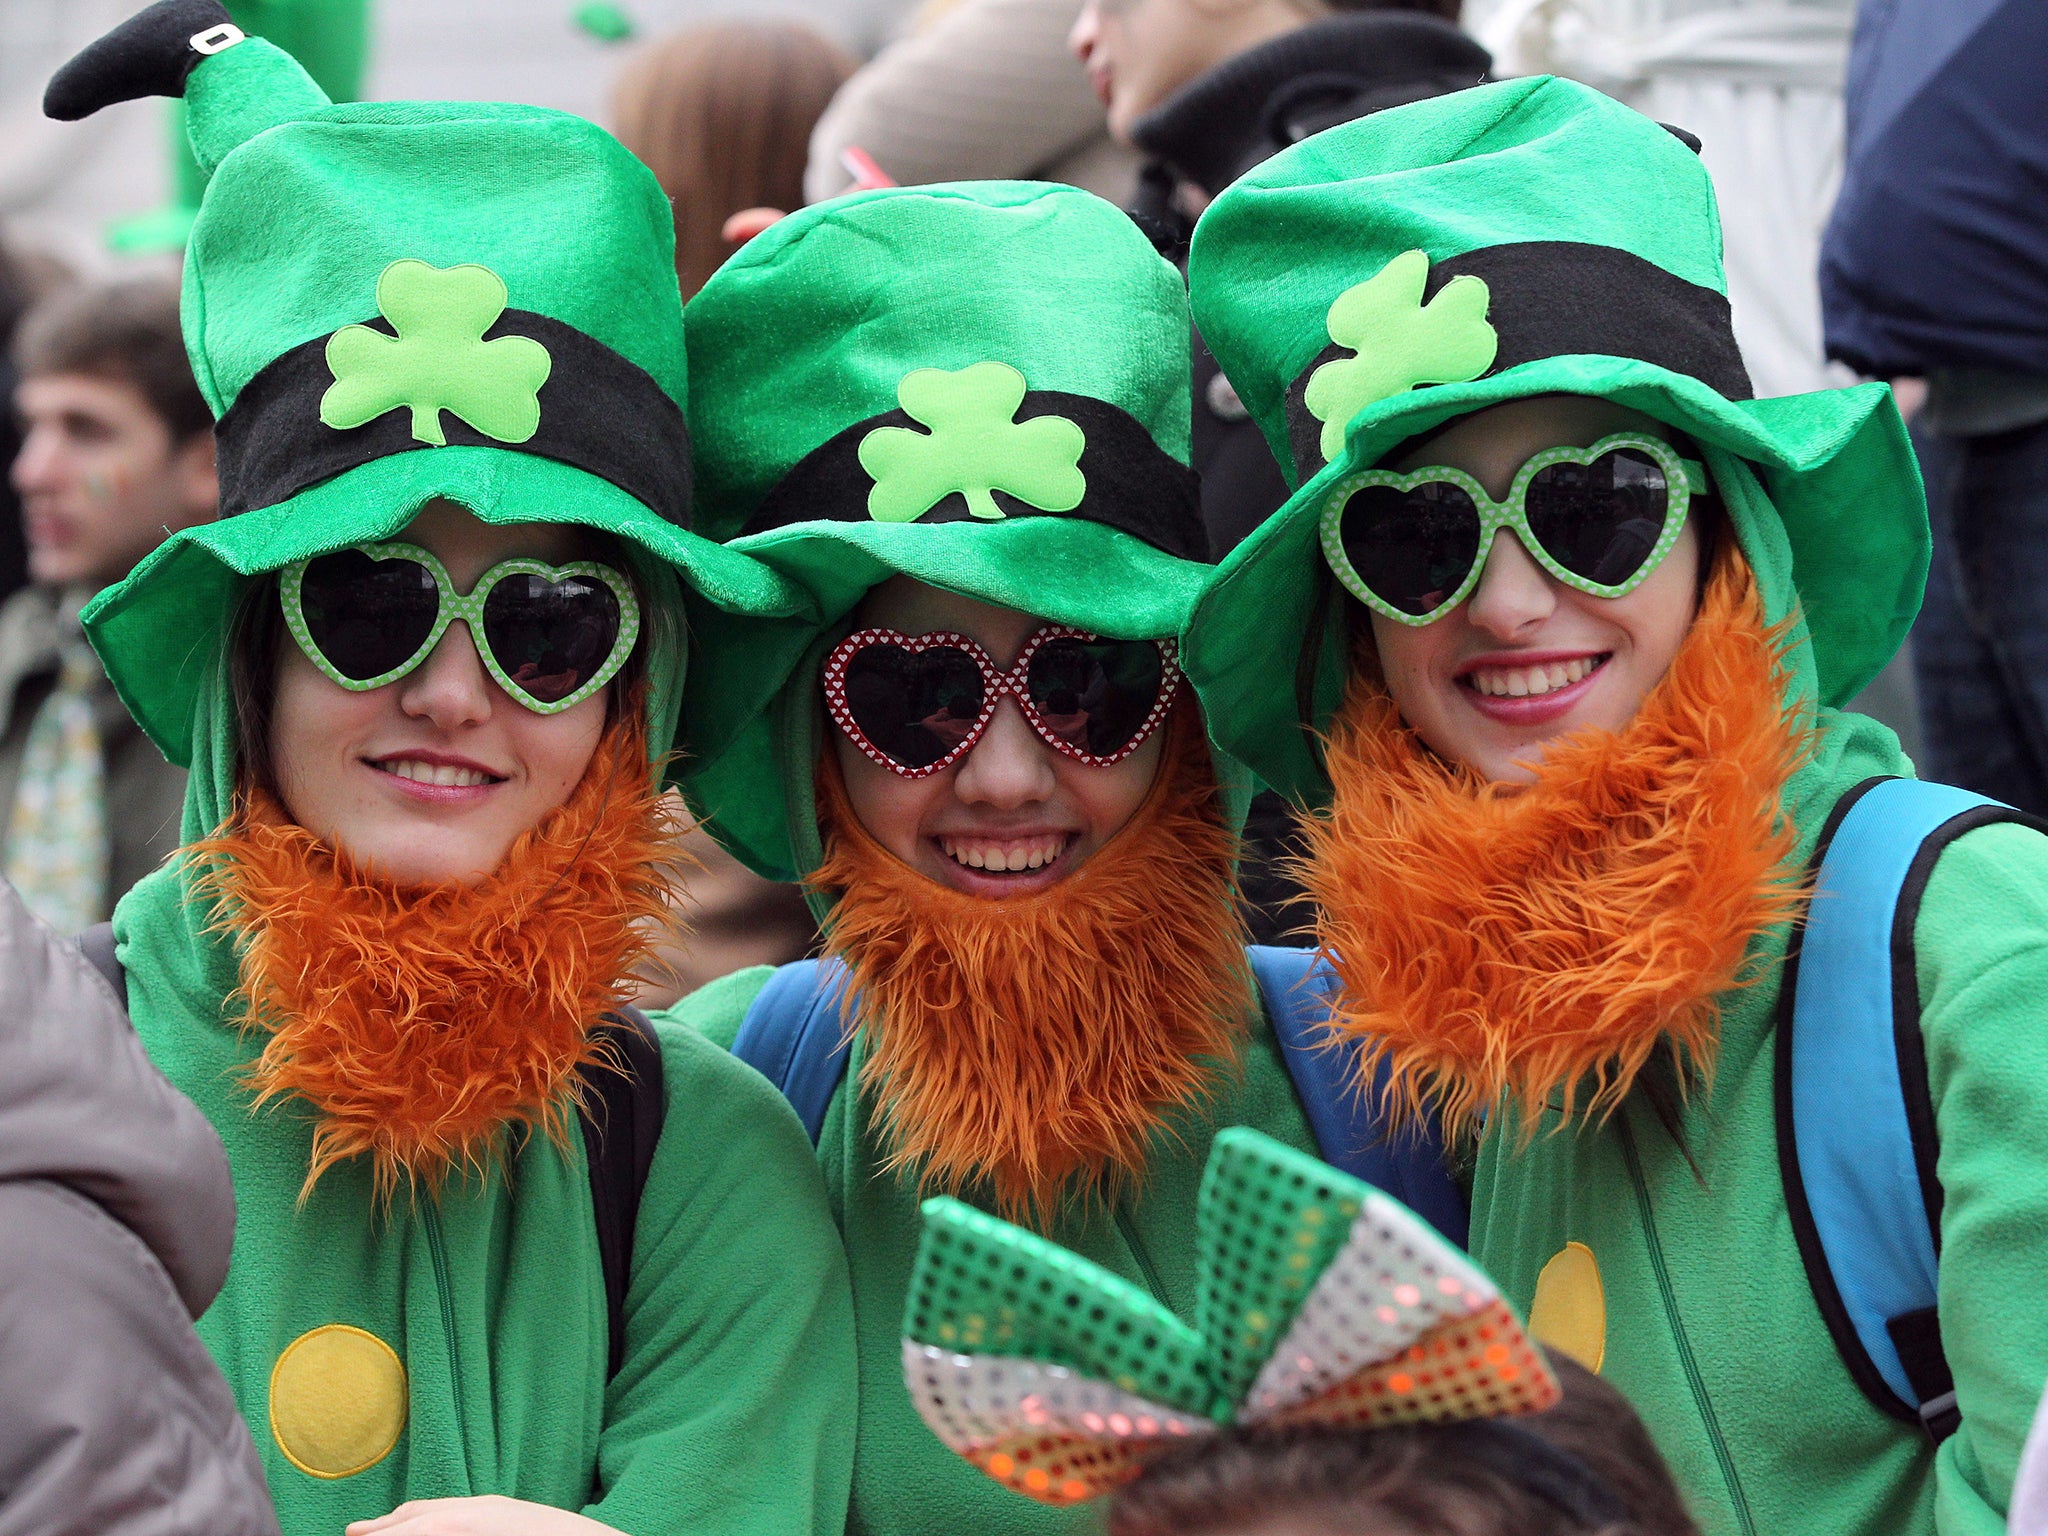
[731, 958, 854, 1144]
[1777, 775, 2045, 1442]
[1247, 944, 1468, 1246]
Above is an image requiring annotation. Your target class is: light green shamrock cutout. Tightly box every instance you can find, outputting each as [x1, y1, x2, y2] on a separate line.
[857, 361, 1086, 524]
[1302, 249, 1497, 463]
[320, 260, 552, 447]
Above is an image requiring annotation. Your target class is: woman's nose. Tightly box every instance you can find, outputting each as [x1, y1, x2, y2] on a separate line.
[950, 696, 1058, 809]
[396, 619, 496, 729]
[1068, 3, 1100, 62]
[1463, 530, 1560, 639]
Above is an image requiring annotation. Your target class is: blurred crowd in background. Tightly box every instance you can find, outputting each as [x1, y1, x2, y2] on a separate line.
[0, 0, 2038, 993]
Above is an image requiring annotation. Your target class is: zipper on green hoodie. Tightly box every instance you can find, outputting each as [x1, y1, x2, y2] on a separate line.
[422, 1199, 473, 1491]
[1617, 1111, 1755, 1536]
[1114, 1202, 1169, 1305]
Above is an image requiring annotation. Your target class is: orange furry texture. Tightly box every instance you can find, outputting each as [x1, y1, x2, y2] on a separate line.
[192, 714, 682, 1200]
[811, 709, 1250, 1223]
[1302, 553, 1810, 1137]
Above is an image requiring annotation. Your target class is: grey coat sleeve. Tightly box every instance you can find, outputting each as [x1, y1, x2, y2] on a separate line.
[0, 1180, 279, 1536]
[0, 876, 277, 1533]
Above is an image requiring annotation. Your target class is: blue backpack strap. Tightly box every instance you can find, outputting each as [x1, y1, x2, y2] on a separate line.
[1248, 944, 1469, 1247]
[1778, 775, 2045, 1442]
[731, 958, 855, 1144]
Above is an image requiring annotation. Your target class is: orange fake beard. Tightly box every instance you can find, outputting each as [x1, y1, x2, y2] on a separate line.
[192, 713, 682, 1200]
[1301, 550, 1810, 1137]
[811, 710, 1250, 1223]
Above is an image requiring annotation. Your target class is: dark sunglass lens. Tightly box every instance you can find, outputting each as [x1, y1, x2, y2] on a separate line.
[296, 549, 441, 681]
[842, 643, 987, 770]
[1025, 637, 1165, 758]
[1339, 481, 1482, 616]
[480, 573, 623, 705]
[1525, 448, 1670, 586]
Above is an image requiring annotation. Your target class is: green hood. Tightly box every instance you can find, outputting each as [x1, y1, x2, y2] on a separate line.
[60, 23, 815, 818]
[1180, 76, 1927, 805]
[680, 181, 1222, 883]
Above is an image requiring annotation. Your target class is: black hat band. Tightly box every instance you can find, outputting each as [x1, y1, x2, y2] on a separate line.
[1284, 239, 1753, 480]
[213, 309, 694, 526]
[743, 390, 1207, 562]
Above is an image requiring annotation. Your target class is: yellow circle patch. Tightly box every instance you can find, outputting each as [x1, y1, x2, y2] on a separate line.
[269, 1324, 408, 1479]
[1529, 1241, 1607, 1373]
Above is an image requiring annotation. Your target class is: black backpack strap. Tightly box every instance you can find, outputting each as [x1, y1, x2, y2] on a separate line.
[577, 1006, 666, 1380]
[76, 920, 127, 1009]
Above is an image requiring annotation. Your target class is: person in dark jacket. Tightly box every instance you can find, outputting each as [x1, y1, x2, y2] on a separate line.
[0, 875, 277, 1536]
[1820, 0, 2048, 812]
[1071, 0, 1489, 942]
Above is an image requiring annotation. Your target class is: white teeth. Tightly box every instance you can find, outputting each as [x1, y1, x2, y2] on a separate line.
[940, 835, 1066, 873]
[379, 758, 492, 788]
[1466, 655, 1601, 699]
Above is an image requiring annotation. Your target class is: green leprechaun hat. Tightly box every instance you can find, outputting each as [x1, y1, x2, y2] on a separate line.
[903, 1127, 1565, 1507]
[1181, 76, 1926, 805]
[680, 181, 1213, 882]
[45, 1, 812, 788]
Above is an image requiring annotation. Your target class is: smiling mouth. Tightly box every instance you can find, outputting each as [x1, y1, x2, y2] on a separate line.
[370, 756, 505, 789]
[1461, 654, 1608, 700]
[937, 834, 1073, 874]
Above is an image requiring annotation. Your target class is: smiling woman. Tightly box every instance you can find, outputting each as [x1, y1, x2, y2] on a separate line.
[665, 177, 1464, 1536]
[44, 8, 854, 1536]
[1181, 76, 2048, 1536]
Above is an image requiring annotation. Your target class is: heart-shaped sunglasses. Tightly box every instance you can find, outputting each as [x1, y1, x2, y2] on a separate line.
[280, 541, 640, 715]
[822, 625, 1181, 778]
[1319, 432, 1706, 626]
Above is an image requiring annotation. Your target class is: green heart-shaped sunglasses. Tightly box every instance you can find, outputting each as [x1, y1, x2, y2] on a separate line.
[280, 541, 641, 714]
[1318, 432, 1707, 626]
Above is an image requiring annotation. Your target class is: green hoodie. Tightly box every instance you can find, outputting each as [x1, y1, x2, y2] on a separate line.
[664, 181, 1336, 1536]
[1180, 77, 2048, 1536]
[51, 11, 854, 1532]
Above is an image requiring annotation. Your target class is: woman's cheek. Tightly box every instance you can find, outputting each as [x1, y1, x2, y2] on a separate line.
[832, 730, 930, 866]
[523, 695, 608, 808]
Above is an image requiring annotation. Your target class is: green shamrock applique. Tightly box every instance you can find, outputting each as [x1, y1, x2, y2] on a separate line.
[1302, 249, 1497, 463]
[320, 260, 553, 447]
[857, 361, 1086, 524]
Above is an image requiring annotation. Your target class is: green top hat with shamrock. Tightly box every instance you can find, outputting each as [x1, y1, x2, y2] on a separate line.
[1182, 76, 1926, 805]
[46, 0, 812, 782]
[903, 1127, 1589, 1510]
[680, 181, 1214, 882]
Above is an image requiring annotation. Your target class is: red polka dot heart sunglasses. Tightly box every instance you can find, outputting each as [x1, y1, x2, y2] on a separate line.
[821, 624, 1182, 778]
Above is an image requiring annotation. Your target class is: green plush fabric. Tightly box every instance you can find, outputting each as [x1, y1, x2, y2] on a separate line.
[678, 181, 1219, 884]
[85, 37, 818, 774]
[671, 972, 1320, 1536]
[66, 26, 857, 1533]
[686, 182, 1190, 535]
[118, 870, 855, 1534]
[1181, 76, 1926, 804]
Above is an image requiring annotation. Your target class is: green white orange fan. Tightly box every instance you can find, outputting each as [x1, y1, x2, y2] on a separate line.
[902, 1127, 1557, 1506]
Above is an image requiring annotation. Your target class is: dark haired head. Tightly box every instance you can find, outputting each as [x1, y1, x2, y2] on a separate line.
[1108, 1351, 1697, 1536]
[13, 277, 210, 442]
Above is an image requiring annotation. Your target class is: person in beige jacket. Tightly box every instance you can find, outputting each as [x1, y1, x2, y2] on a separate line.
[804, 0, 1139, 205]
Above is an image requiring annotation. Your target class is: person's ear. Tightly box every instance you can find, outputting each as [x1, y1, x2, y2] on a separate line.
[173, 427, 220, 521]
